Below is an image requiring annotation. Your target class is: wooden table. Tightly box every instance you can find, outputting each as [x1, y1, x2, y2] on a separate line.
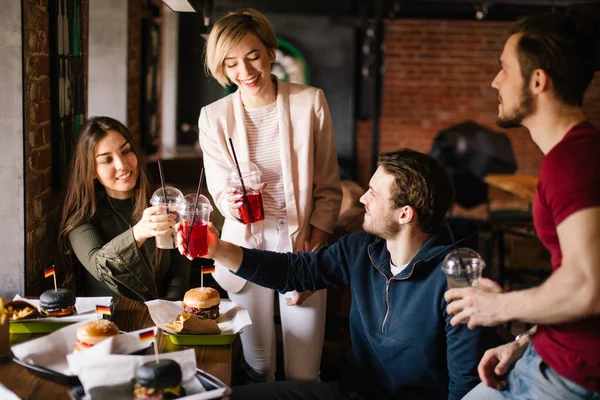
[484, 174, 539, 203]
[0, 298, 240, 399]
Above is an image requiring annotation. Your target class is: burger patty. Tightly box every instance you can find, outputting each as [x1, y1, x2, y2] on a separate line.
[40, 304, 76, 317]
[72, 340, 94, 353]
[134, 384, 184, 400]
[182, 304, 219, 320]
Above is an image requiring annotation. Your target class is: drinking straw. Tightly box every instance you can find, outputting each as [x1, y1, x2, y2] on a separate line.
[228, 138, 255, 222]
[444, 219, 471, 285]
[157, 160, 175, 248]
[185, 169, 205, 262]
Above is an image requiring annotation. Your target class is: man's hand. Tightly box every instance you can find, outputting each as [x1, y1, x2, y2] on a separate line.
[477, 339, 529, 389]
[177, 222, 221, 260]
[445, 278, 506, 329]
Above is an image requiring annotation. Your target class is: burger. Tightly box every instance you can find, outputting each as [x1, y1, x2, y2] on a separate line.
[38, 288, 76, 317]
[134, 359, 186, 399]
[182, 288, 220, 320]
[72, 319, 120, 353]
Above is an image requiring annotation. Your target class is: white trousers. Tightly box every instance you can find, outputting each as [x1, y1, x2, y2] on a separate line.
[228, 217, 327, 381]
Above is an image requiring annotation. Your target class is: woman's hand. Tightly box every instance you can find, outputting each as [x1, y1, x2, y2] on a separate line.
[225, 183, 267, 220]
[304, 226, 328, 253]
[225, 187, 244, 219]
[132, 205, 176, 248]
[286, 226, 328, 306]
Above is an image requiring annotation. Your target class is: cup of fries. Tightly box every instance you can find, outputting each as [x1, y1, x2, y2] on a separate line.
[0, 298, 11, 359]
[4, 300, 38, 321]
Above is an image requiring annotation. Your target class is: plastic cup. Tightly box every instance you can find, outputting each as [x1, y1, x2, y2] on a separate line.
[179, 194, 213, 258]
[150, 186, 185, 249]
[441, 248, 486, 289]
[227, 162, 265, 224]
[0, 319, 8, 359]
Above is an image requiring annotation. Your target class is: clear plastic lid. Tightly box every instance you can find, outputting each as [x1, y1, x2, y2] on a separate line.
[440, 248, 484, 274]
[179, 194, 213, 214]
[227, 162, 262, 184]
[149, 186, 185, 206]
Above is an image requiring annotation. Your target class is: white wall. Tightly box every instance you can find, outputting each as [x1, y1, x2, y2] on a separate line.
[88, 0, 128, 124]
[161, 5, 179, 150]
[0, 0, 25, 296]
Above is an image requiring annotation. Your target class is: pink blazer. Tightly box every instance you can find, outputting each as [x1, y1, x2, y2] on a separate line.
[198, 79, 342, 293]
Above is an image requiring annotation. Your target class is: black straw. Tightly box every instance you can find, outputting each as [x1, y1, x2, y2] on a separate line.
[444, 219, 471, 285]
[185, 168, 205, 256]
[228, 138, 254, 222]
[157, 160, 175, 248]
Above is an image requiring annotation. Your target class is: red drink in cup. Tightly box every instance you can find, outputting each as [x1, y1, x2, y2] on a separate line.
[181, 220, 208, 258]
[228, 162, 265, 225]
[236, 189, 265, 224]
[179, 194, 213, 259]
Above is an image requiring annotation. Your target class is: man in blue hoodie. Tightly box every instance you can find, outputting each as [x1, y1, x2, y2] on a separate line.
[181, 149, 486, 400]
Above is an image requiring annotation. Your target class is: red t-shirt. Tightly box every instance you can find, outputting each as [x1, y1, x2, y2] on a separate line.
[532, 121, 600, 392]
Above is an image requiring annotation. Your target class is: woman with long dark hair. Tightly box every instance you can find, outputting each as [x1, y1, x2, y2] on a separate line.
[59, 116, 190, 300]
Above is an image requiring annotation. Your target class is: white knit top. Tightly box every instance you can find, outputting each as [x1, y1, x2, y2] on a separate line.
[244, 101, 287, 218]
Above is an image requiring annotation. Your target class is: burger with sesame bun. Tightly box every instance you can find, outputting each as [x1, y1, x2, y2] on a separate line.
[182, 288, 220, 320]
[72, 319, 120, 353]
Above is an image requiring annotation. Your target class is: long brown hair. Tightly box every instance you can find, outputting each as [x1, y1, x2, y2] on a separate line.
[58, 116, 152, 253]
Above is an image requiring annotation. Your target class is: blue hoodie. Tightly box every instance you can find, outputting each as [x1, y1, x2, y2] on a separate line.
[235, 218, 485, 400]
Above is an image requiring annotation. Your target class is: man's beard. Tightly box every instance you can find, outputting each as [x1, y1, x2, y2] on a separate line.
[363, 214, 401, 239]
[496, 85, 533, 129]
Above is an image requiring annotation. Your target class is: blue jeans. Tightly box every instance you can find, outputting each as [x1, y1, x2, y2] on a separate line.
[463, 344, 600, 400]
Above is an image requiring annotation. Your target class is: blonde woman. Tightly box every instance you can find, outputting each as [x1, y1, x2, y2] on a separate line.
[199, 9, 342, 382]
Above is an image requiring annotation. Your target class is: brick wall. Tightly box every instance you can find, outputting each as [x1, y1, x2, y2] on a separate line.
[24, 0, 88, 295]
[357, 19, 600, 216]
[24, 0, 54, 295]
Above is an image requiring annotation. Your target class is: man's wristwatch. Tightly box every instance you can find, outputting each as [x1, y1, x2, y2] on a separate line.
[515, 329, 535, 342]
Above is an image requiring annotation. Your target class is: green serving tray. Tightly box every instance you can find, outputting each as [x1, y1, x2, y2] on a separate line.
[9, 320, 75, 334]
[165, 331, 237, 346]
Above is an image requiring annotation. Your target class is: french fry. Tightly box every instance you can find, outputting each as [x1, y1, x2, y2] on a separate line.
[4, 300, 38, 320]
[0, 298, 5, 326]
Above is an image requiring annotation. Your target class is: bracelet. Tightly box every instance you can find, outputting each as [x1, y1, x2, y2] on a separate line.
[515, 330, 535, 342]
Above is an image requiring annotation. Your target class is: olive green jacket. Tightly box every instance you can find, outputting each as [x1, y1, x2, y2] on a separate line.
[68, 196, 190, 301]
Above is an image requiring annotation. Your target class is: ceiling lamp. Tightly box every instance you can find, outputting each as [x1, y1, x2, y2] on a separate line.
[161, 0, 198, 13]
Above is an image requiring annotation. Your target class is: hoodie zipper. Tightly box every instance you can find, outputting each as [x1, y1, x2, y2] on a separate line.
[382, 278, 391, 333]
[368, 246, 415, 334]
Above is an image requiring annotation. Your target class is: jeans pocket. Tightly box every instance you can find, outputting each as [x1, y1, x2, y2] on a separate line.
[538, 361, 591, 399]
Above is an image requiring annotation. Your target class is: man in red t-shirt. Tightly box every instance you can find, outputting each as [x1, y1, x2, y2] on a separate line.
[445, 12, 600, 399]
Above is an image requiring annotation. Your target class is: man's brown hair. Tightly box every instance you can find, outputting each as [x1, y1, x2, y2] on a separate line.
[378, 149, 454, 233]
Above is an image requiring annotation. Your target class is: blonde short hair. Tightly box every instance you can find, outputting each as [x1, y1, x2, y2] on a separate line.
[204, 9, 278, 87]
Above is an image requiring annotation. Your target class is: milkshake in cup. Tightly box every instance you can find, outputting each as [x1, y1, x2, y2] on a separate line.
[227, 162, 265, 224]
[441, 248, 486, 289]
[149, 186, 184, 249]
[179, 194, 213, 258]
